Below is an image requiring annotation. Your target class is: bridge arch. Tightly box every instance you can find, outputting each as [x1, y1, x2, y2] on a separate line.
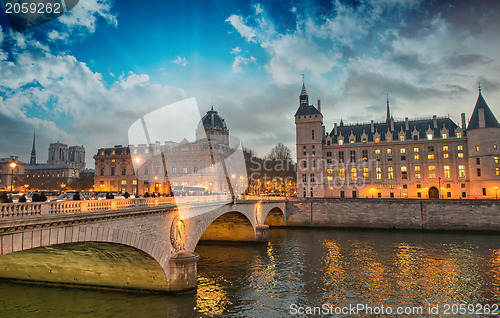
[263, 207, 286, 226]
[198, 211, 255, 243]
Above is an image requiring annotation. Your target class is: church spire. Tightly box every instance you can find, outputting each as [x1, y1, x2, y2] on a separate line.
[299, 73, 309, 108]
[386, 93, 391, 123]
[30, 131, 36, 165]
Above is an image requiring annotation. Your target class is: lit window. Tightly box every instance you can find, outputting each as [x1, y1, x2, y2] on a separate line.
[456, 132, 462, 138]
[459, 165, 465, 178]
[415, 166, 421, 179]
[428, 154, 435, 159]
[442, 133, 447, 139]
[121, 180, 127, 185]
[429, 173, 436, 178]
[351, 168, 357, 181]
[458, 153, 464, 158]
[339, 168, 345, 180]
[363, 167, 369, 180]
[387, 148, 392, 154]
[494, 144, 497, 150]
[339, 139, 343, 145]
[350, 139, 355, 144]
[443, 146, 448, 151]
[495, 157, 499, 164]
[401, 166, 407, 179]
[389, 185, 394, 189]
[413, 147, 419, 153]
[443, 153, 449, 159]
[376, 167, 382, 180]
[496, 167, 499, 176]
[403, 192, 408, 198]
[388, 167, 394, 180]
[375, 137, 380, 143]
[327, 176, 333, 181]
[414, 154, 420, 160]
[399, 136, 405, 141]
[327, 168, 333, 173]
[400, 148, 406, 154]
[427, 134, 433, 140]
[429, 165, 436, 171]
[444, 165, 450, 178]
[458, 145, 463, 151]
[387, 136, 392, 142]
[375, 149, 381, 154]
[476, 146, 479, 152]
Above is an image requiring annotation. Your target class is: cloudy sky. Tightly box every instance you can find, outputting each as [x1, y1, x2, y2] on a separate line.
[1, 0, 500, 167]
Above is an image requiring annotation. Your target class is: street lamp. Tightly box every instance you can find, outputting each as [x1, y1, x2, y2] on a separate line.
[371, 188, 374, 198]
[399, 186, 402, 199]
[135, 157, 141, 196]
[495, 186, 498, 200]
[9, 161, 16, 191]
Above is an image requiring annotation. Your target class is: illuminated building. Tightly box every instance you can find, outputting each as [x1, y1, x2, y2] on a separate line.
[93, 107, 232, 194]
[295, 82, 500, 199]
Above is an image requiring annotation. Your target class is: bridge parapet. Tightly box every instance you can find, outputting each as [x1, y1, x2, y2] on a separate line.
[0, 195, 287, 219]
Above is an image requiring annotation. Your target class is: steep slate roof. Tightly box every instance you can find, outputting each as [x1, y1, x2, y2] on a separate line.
[329, 117, 461, 144]
[467, 91, 500, 130]
[295, 105, 322, 116]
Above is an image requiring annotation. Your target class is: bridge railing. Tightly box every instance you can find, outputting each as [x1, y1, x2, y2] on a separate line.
[0, 195, 244, 218]
[238, 195, 287, 201]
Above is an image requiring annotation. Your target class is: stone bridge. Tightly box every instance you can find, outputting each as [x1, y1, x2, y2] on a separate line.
[0, 196, 286, 293]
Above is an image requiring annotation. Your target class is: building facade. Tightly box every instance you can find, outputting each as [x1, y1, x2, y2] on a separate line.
[0, 156, 26, 191]
[295, 83, 500, 199]
[25, 137, 86, 190]
[94, 107, 236, 194]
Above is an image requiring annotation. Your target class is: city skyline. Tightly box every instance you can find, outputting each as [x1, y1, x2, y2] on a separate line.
[1, 0, 500, 168]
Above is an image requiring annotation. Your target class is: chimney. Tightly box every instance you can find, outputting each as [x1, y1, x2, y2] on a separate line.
[390, 117, 394, 131]
[461, 113, 466, 129]
[432, 115, 437, 129]
[370, 120, 374, 133]
[478, 108, 485, 128]
[334, 123, 338, 135]
[317, 99, 321, 112]
[405, 117, 409, 130]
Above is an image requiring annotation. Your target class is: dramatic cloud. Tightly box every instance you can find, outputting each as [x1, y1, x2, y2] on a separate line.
[0, 32, 186, 164]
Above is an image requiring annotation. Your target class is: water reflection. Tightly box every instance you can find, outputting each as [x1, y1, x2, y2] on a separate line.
[0, 229, 499, 317]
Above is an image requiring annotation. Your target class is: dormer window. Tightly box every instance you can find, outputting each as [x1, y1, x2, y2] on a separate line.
[442, 133, 447, 139]
[339, 139, 343, 145]
[427, 134, 432, 140]
[457, 132, 462, 138]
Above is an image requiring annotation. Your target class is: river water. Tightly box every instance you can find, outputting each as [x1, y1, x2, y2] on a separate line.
[1, 228, 499, 317]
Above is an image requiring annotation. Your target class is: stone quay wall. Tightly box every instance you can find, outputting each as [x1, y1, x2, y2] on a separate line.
[286, 198, 500, 231]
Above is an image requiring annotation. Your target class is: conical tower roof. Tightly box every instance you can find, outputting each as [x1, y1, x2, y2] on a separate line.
[467, 89, 500, 130]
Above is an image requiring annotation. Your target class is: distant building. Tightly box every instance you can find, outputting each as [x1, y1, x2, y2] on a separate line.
[0, 156, 26, 191]
[94, 107, 232, 194]
[25, 136, 87, 190]
[295, 82, 500, 199]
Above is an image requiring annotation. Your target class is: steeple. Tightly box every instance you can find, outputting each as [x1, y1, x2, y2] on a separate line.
[467, 87, 500, 130]
[386, 93, 391, 123]
[299, 73, 308, 108]
[30, 131, 36, 165]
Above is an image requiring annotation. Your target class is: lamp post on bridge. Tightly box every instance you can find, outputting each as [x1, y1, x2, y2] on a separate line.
[495, 186, 498, 200]
[9, 161, 16, 191]
[135, 157, 141, 196]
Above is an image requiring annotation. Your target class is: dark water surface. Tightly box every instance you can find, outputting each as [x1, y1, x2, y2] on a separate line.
[1, 228, 500, 317]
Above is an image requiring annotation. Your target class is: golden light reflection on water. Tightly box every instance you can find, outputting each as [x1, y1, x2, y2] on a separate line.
[489, 249, 500, 298]
[195, 275, 232, 316]
[321, 240, 344, 291]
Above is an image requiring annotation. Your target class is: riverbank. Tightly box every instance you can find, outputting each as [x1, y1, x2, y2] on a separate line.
[285, 198, 500, 231]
